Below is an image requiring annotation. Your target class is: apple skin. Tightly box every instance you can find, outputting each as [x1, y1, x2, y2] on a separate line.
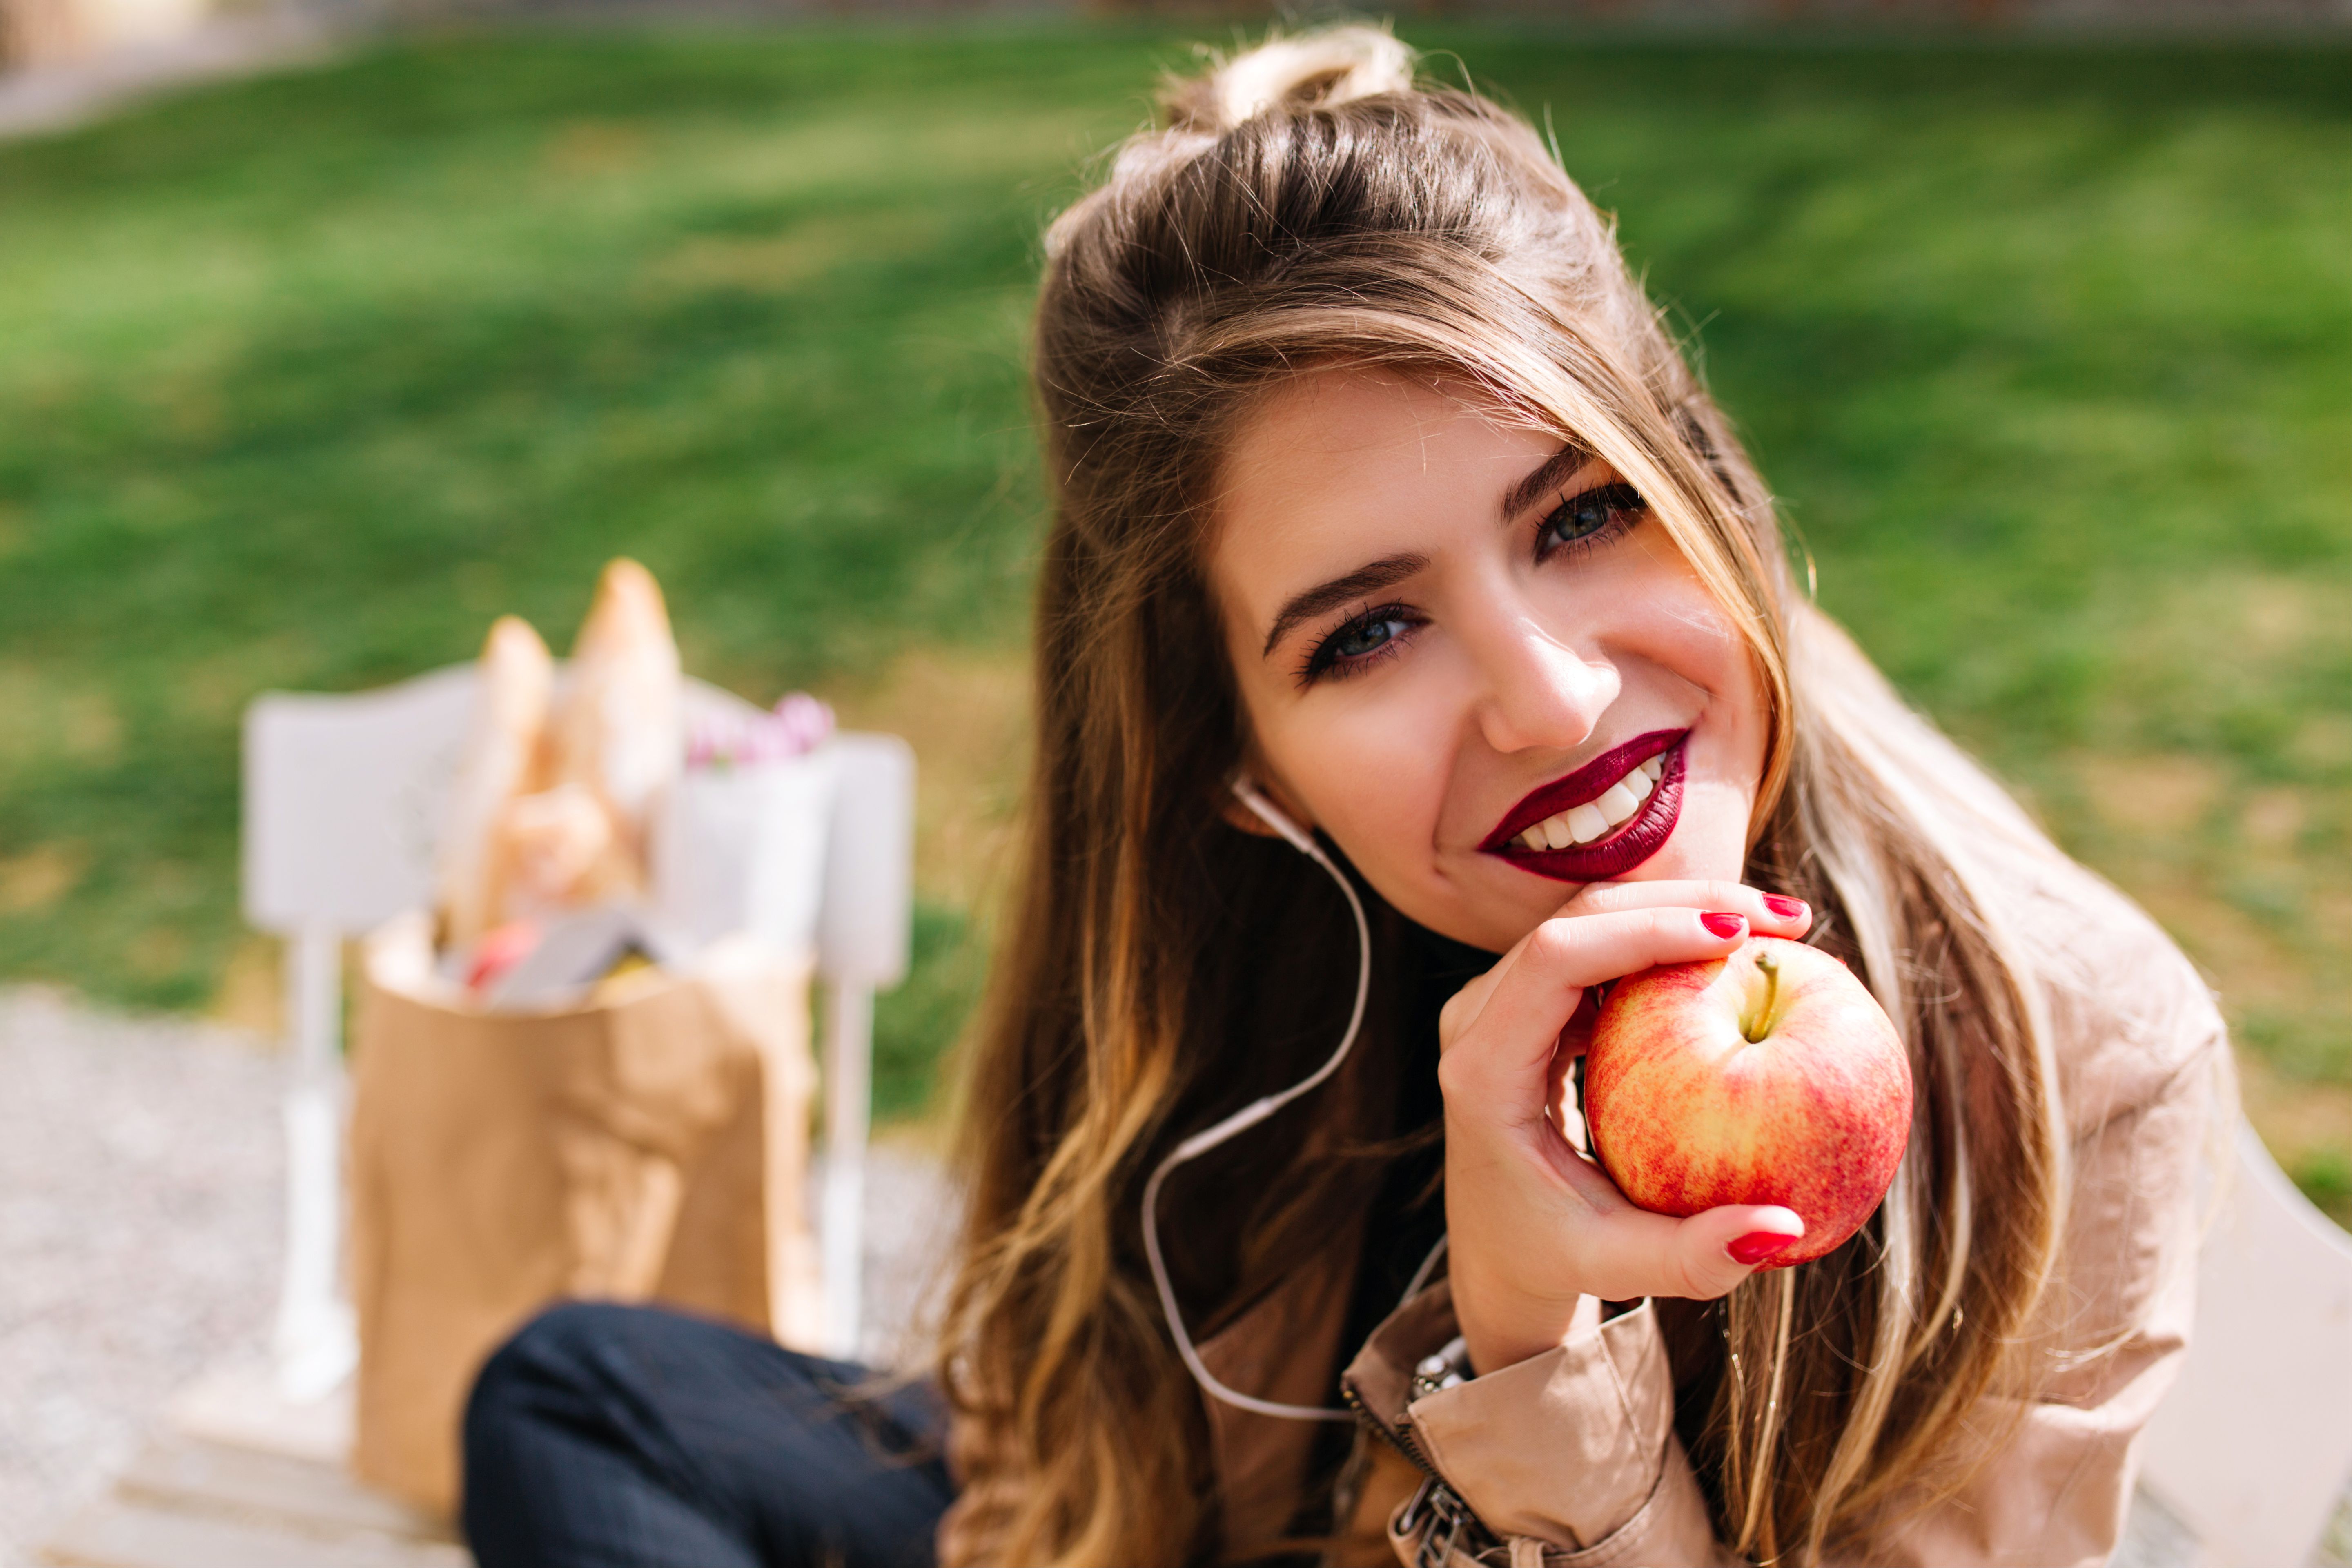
[1583, 937, 1911, 1268]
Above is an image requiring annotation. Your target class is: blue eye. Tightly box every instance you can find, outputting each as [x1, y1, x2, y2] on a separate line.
[1302, 603, 1420, 684]
[1540, 483, 1646, 555]
[1329, 615, 1404, 659]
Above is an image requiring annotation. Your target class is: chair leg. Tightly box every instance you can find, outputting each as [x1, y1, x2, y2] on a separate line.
[820, 979, 873, 1361]
[274, 923, 354, 1403]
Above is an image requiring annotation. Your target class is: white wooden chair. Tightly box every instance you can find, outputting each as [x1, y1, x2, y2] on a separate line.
[2134, 1124, 2352, 1566]
[241, 664, 911, 1399]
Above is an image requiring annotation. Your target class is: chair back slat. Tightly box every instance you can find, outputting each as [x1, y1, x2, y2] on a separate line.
[817, 734, 913, 989]
[242, 666, 479, 935]
[242, 664, 813, 940]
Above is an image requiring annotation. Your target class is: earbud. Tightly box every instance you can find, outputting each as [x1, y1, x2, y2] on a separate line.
[1228, 775, 1317, 855]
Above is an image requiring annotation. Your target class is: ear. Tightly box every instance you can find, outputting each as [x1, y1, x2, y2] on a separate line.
[1220, 771, 1318, 840]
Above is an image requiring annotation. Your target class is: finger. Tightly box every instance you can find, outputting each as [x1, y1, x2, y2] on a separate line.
[1436, 909, 1570, 1051]
[1437, 956, 1510, 1047]
[1542, 993, 1599, 1145]
[1443, 907, 1751, 1093]
[1544, 1127, 1638, 1210]
[1566, 1203, 1804, 1304]
[1667, 1206, 1806, 1299]
[1557, 988, 1600, 1059]
[1544, 1031, 1578, 1144]
[1559, 880, 1812, 939]
[1439, 884, 1780, 1049]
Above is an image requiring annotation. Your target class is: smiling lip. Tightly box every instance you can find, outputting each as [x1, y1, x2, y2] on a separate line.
[1479, 728, 1688, 884]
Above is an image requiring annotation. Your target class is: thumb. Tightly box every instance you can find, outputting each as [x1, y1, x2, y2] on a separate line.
[1668, 1206, 1806, 1299]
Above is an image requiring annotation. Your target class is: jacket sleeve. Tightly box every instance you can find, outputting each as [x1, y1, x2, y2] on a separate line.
[1344, 1017, 2228, 1568]
[1345, 1284, 1733, 1566]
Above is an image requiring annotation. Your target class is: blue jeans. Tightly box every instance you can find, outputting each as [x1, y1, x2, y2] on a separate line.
[462, 1301, 954, 1566]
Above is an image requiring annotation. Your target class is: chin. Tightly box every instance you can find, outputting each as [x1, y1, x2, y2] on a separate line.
[1615, 840, 1741, 886]
[1444, 858, 1724, 950]
[1385, 867, 1534, 955]
[1604, 774, 1753, 887]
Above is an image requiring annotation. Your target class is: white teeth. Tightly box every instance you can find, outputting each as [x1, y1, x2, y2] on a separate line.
[1511, 751, 1674, 853]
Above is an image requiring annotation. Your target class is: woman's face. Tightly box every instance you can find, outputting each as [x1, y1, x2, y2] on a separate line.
[1207, 369, 1771, 954]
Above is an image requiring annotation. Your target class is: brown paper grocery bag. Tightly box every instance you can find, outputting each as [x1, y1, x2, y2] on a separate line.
[347, 915, 824, 1518]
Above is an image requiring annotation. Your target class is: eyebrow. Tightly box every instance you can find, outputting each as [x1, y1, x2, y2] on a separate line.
[1499, 440, 1603, 525]
[1253, 443, 1605, 664]
[1260, 551, 1431, 659]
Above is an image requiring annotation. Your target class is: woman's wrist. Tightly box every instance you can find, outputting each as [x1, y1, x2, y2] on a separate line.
[1451, 1267, 1584, 1372]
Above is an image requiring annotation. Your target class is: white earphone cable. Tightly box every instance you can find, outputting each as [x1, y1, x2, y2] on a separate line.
[1138, 780, 1374, 1422]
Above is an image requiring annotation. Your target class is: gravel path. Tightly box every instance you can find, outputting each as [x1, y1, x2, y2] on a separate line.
[0, 987, 286, 1564]
[0, 11, 338, 142]
[0, 984, 957, 1564]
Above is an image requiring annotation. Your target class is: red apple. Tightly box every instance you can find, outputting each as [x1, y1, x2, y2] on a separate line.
[1582, 936, 1911, 1267]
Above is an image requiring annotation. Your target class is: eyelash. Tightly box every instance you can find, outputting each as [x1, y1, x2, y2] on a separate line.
[1537, 482, 1647, 564]
[1295, 482, 1648, 687]
[1297, 601, 1421, 685]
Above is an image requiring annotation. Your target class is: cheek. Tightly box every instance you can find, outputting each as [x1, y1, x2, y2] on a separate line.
[1253, 668, 1460, 866]
[1605, 545, 1764, 730]
[1679, 626, 1767, 764]
[1675, 611, 1770, 784]
[1614, 564, 1772, 873]
[1614, 555, 1748, 686]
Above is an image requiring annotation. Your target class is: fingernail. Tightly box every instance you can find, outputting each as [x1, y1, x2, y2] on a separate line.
[1728, 1231, 1798, 1266]
[1700, 912, 1746, 939]
[1763, 895, 1805, 920]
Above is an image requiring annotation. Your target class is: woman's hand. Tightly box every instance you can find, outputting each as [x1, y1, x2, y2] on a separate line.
[1438, 882, 1814, 1373]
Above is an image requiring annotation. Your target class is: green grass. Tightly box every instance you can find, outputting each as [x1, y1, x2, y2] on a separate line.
[0, 27, 2343, 1207]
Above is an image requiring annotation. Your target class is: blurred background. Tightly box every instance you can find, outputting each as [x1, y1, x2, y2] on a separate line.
[0, 0, 2343, 1556]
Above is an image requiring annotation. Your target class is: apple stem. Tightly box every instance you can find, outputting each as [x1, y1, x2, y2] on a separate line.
[1746, 951, 1781, 1044]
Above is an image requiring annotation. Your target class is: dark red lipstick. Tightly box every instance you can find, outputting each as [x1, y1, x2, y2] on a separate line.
[1479, 728, 1688, 884]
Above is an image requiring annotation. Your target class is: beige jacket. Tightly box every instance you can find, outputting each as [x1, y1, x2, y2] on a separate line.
[951, 847, 2233, 1567]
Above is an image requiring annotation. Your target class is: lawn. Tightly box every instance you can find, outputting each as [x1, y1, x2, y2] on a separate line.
[0, 25, 2343, 1212]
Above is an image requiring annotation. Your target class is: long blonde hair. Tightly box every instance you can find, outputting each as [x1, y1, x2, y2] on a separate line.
[938, 28, 2071, 1565]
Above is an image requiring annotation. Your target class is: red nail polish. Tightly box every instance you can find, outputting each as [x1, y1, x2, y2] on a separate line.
[1700, 911, 1746, 939]
[1763, 895, 1805, 920]
[1728, 1231, 1798, 1266]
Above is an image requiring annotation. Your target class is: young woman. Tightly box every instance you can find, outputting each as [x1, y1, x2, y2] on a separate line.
[463, 28, 2230, 1568]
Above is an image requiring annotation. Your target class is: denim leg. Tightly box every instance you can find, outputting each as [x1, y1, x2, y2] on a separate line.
[463, 1300, 953, 1567]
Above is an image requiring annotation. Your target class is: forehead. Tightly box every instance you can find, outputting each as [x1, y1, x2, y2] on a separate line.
[1208, 369, 1559, 601]
[1221, 369, 1552, 508]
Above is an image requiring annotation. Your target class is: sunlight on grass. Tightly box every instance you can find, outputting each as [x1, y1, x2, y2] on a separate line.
[0, 27, 2341, 1209]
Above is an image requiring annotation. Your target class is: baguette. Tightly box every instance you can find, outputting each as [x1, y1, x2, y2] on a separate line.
[436, 615, 552, 953]
[542, 558, 682, 882]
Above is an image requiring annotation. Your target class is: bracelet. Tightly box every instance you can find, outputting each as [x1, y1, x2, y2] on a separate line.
[1409, 1334, 1474, 1402]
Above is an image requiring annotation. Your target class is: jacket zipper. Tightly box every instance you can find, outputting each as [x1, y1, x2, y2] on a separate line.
[1341, 1381, 1494, 1565]
[1341, 1380, 1439, 1478]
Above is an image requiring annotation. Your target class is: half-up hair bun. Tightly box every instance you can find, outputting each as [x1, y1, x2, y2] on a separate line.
[1160, 25, 1416, 135]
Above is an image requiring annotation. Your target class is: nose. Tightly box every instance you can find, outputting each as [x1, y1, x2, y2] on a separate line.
[1461, 608, 1618, 757]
